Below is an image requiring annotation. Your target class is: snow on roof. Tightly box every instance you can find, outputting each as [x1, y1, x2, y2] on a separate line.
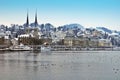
[4, 36, 9, 39]
[99, 39, 111, 42]
[6, 31, 11, 35]
[19, 34, 30, 37]
[14, 38, 18, 41]
[0, 32, 5, 36]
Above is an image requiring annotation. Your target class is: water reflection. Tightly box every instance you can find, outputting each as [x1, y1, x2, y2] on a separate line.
[0, 51, 120, 80]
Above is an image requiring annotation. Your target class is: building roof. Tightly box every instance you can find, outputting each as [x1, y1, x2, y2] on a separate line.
[19, 34, 30, 37]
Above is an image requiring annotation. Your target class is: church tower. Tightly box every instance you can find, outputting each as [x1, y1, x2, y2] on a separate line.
[26, 11, 29, 27]
[33, 10, 39, 38]
[35, 10, 38, 27]
[25, 11, 30, 34]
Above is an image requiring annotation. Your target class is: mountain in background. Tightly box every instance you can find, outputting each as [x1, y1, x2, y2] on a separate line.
[57, 23, 84, 31]
[96, 27, 112, 34]
[2, 23, 119, 35]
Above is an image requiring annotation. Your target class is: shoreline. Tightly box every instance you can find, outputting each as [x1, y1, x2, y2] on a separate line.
[0, 47, 120, 51]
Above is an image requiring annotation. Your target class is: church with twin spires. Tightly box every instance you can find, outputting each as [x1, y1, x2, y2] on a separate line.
[18, 11, 52, 45]
[25, 11, 40, 38]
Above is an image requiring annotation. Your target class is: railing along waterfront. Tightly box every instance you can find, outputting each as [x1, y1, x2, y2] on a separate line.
[0, 45, 120, 51]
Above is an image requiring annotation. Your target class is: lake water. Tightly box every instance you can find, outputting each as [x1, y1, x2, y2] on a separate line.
[0, 51, 120, 80]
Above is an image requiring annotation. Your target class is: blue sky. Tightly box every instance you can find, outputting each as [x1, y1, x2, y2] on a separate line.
[0, 0, 120, 30]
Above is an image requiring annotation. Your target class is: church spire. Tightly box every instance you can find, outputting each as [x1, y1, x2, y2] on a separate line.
[35, 9, 38, 27]
[26, 10, 29, 27]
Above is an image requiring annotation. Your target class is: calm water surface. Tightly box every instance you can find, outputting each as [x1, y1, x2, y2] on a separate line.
[0, 51, 120, 80]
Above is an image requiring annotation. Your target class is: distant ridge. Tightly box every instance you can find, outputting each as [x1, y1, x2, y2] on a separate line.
[96, 27, 112, 34]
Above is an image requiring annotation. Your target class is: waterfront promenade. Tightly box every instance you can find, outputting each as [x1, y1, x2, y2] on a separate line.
[0, 45, 120, 51]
